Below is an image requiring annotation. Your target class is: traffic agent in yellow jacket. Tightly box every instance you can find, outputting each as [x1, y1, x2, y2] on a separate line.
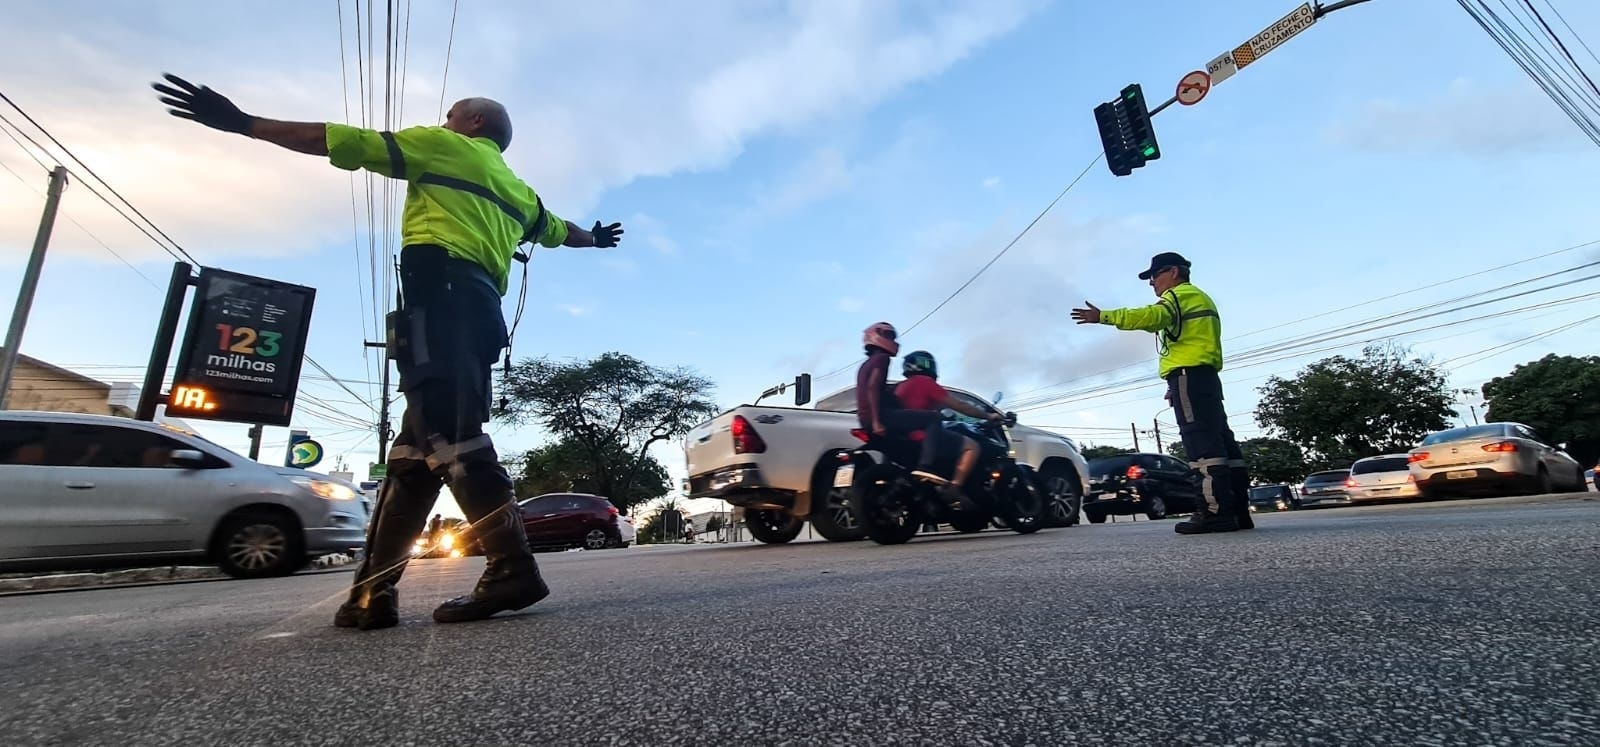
[1071, 252, 1253, 534]
[153, 73, 624, 628]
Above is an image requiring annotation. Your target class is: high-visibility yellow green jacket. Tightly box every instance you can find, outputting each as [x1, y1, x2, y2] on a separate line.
[325, 123, 568, 296]
[1100, 282, 1224, 378]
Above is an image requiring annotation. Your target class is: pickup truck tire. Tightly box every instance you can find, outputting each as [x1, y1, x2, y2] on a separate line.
[851, 463, 921, 545]
[1040, 463, 1083, 528]
[808, 454, 866, 542]
[745, 509, 805, 544]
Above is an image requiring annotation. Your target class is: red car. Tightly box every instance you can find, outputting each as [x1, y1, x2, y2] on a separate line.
[516, 493, 633, 550]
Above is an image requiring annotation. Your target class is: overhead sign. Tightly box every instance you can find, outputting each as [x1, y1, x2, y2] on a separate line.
[1204, 2, 1318, 87]
[1176, 70, 1211, 106]
[369, 463, 387, 481]
[289, 439, 324, 469]
[168, 268, 316, 427]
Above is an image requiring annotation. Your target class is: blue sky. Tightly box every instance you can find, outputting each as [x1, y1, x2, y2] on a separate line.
[3, 0, 1599, 517]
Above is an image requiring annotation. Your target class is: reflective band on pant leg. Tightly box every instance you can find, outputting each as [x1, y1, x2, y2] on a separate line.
[1178, 370, 1196, 422]
[424, 433, 495, 473]
[1191, 458, 1228, 513]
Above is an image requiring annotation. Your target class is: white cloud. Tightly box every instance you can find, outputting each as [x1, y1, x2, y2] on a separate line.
[1323, 77, 1590, 155]
[981, 176, 1001, 189]
[0, 0, 1042, 265]
[555, 304, 589, 317]
[837, 297, 866, 312]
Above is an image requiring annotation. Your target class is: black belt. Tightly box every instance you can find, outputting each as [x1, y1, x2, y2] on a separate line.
[400, 245, 498, 300]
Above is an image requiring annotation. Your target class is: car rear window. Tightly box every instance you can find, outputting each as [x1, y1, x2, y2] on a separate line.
[1304, 471, 1349, 485]
[1420, 424, 1510, 446]
[1249, 486, 1289, 499]
[1351, 457, 1410, 475]
[1087, 455, 1137, 475]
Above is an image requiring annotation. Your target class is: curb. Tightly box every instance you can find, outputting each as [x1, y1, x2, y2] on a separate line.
[0, 553, 357, 594]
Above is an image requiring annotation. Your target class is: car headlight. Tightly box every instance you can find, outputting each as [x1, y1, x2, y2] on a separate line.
[289, 476, 358, 501]
[440, 532, 455, 549]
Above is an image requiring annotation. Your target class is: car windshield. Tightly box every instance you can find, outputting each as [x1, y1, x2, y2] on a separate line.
[1351, 457, 1410, 475]
[1249, 486, 1288, 498]
[1420, 424, 1510, 446]
[1304, 471, 1349, 485]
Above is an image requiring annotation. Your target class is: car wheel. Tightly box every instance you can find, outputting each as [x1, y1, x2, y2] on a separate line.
[745, 509, 805, 544]
[808, 454, 866, 542]
[216, 512, 304, 579]
[1040, 463, 1083, 528]
[1145, 495, 1169, 520]
[1536, 465, 1553, 495]
[583, 528, 610, 550]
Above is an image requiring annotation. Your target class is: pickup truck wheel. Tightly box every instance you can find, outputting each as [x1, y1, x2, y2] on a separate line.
[745, 510, 804, 544]
[850, 464, 921, 545]
[809, 455, 866, 542]
[1040, 464, 1083, 527]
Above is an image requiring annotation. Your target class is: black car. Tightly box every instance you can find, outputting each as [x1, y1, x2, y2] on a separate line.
[1083, 453, 1201, 522]
[1247, 484, 1295, 512]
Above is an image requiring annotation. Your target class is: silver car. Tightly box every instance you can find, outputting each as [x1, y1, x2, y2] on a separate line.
[1345, 454, 1422, 502]
[1408, 422, 1587, 497]
[1298, 469, 1352, 508]
[0, 411, 368, 578]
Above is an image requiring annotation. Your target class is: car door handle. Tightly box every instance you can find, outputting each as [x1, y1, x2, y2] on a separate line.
[64, 481, 96, 489]
[542, 513, 557, 518]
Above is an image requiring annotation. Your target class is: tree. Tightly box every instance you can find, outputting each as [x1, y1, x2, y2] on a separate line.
[1255, 343, 1453, 468]
[637, 498, 684, 544]
[509, 436, 670, 514]
[1082, 444, 1134, 460]
[704, 514, 727, 533]
[496, 352, 719, 513]
[1483, 354, 1600, 467]
[1167, 442, 1187, 461]
[1240, 438, 1308, 485]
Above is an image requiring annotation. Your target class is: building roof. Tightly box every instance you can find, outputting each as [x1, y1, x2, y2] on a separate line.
[0, 347, 109, 389]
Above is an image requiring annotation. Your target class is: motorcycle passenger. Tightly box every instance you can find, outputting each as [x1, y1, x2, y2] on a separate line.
[894, 351, 1002, 508]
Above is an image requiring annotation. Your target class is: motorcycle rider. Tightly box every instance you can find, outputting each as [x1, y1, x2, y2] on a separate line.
[854, 322, 948, 476]
[894, 350, 1003, 508]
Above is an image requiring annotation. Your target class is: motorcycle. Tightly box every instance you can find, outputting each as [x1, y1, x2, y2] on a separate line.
[840, 411, 1048, 545]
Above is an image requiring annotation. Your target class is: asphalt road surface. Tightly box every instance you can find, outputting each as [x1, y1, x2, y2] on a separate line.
[3, 494, 1598, 746]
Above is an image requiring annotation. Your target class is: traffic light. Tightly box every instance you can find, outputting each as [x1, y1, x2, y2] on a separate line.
[1092, 83, 1161, 177]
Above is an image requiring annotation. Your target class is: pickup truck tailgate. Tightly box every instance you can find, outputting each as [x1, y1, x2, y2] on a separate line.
[685, 413, 738, 478]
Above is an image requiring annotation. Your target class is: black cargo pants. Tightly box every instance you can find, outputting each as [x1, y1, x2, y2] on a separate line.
[1166, 366, 1250, 518]
[348, 245, 536, 594]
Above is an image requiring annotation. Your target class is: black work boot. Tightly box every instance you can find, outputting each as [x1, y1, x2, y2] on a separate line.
[434, 490, 550, 624]
[334, 582, 400, 630]
[432, 556, 550, 623]
[1174, 509, 1240, 534]
[1231, 461, 1255, 530]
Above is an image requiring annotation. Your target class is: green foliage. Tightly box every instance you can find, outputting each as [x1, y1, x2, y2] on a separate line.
[496, 352, 718, 512]
[1255, 344, 1453, 468]
[1240, 438, 1308, 485]
[637, 498, 684, 544]
[509, 436, 669, 514]
[1483, 354, 1600, 467]
[1167, 442, 1187, 461]
[1082, 444, 1135, 460]
[704, 514, 727, 533]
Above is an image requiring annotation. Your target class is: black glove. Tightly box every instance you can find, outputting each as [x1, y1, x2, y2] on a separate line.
[151, 73, 255, 135]
[590, 221, 624, 248]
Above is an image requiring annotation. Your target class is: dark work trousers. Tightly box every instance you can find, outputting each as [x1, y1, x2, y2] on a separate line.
[347, 245, 537, 600]
[883, 409, 946, 468]
[1166, 366, 1251, 519]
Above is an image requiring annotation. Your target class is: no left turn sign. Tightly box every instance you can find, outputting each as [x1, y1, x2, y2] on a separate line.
[1176, 70, 1211, 106]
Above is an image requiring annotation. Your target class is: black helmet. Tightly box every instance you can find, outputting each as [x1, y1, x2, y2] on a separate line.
[902, 350, 937, 379]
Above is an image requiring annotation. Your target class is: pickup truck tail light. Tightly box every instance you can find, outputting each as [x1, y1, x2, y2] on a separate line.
[731, 415, 767, 454]
[1482, 441, 1518, 453]
[1125, 465, 1145, 479]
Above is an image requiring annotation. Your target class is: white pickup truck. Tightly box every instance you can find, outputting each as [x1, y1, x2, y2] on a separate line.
[684, 382, 1090, 544]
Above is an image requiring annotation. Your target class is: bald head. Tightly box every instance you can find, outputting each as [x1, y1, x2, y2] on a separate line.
[444, 97, 513, 152]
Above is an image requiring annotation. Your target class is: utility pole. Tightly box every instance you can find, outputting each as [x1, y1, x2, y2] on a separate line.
[0, 166, 68, 409]
[1131, 423, 1142, 452]
[364, 265, 400, 469]
[247, 424, 264, 461]
[1153, 419, 1164, 454]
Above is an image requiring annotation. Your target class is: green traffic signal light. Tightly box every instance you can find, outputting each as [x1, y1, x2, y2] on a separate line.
[1141, 144, 1157, 157]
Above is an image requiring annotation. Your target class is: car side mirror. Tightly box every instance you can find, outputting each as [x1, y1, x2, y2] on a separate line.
[171, 449, 206, 468]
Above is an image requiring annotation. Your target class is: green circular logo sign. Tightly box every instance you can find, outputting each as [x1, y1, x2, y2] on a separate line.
[290, 439, 324, 468]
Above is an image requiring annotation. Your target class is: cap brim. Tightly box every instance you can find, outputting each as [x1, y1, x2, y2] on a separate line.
[1137, 269, 1155, 280]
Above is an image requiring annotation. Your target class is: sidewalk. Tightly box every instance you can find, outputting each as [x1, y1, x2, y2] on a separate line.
[0, 553, 356, 594]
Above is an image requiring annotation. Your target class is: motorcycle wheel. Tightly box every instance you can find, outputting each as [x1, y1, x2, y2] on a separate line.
[849, 463, 922, 545]
[997, 466, 1047, 535]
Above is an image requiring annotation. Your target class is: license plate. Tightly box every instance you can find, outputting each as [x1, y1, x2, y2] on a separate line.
[1446, 470, 1476, 480]
[833, 464, 855, 488]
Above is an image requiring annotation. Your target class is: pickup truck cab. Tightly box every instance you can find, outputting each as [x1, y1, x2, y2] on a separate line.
[685, 383, 1089, 543]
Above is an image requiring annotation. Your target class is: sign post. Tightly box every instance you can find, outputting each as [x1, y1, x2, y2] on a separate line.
[165, 268, 316, 426]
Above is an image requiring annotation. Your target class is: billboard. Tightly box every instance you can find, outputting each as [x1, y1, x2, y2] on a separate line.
[167, 268, 316, 426]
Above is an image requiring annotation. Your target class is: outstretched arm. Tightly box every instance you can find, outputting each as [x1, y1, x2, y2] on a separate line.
[561, 220, 625, 249]
[152, 74, 327, 156]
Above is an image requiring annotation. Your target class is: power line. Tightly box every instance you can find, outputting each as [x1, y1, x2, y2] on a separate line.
[814, 151, 1104, 383]
[437, 0, 461, 121]
[1521, 0, 1600, 99]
